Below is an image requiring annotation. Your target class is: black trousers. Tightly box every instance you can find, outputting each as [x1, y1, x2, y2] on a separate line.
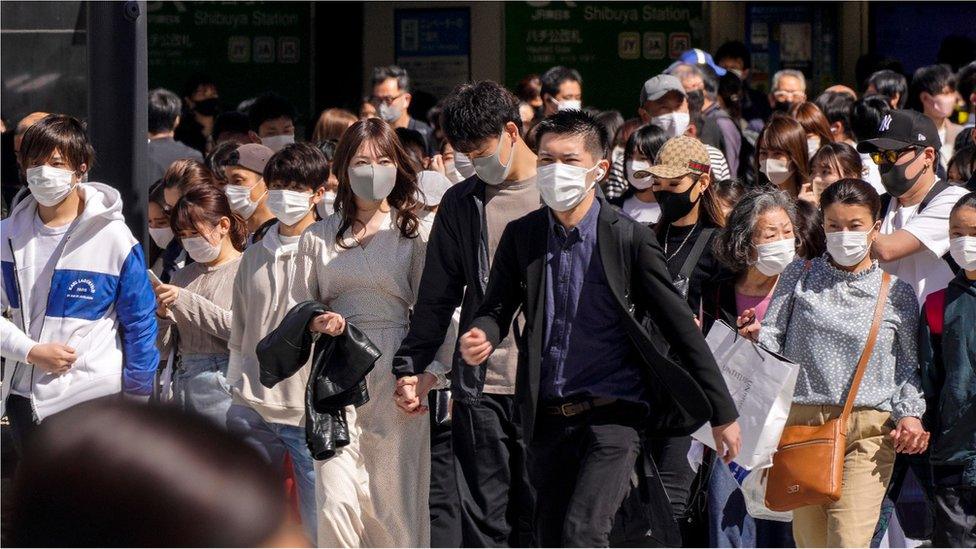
[452, 394, 533, 547]
[6, 394, 37, 457]
[933, 483, 976, 547]
[429, 390, 462, 548]
[530, 404, 643, 548]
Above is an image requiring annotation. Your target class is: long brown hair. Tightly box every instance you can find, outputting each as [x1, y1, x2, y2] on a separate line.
[755, 114, 810, 195]
[162, 159, 215, 194]
[331, 118, 421, 248]
[170, 184, 247, 252]
[312, 108, 357, 143]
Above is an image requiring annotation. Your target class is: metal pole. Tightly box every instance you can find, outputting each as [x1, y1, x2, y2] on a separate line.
[86, 0, 148, 245]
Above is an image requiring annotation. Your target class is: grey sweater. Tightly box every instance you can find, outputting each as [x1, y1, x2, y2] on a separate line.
[157, 255, 241, 356]
[759, 257, 925, 420]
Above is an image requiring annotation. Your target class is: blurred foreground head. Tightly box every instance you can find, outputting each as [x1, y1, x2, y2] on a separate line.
[10, 400, 307, 547]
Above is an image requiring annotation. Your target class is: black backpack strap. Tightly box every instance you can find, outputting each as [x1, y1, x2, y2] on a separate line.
[879, 192, 894, 220]
[678, 227, 716, 281]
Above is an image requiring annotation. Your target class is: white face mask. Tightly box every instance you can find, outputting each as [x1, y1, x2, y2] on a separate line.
[453, 151, 477, 179]
[444, 161, 465, 184]
[348, 164, 397, 201]
[651, 112, 691, 138]
[762, 158, 792, 186]
[949, 236, 976, 271]
[472, 131, 515, 186]
[754, 238, 796, 276]
[224, 182, 266, 220]
[807, 137, 821, 159]
[262, 134, 295, 152]
[626, 159, 654, 190]
[556, 99, 582, 112]
[536, 162, 604, 212]
[182, 231, 222, 264]
[826, 230, 872, 267]
[26, 165, 77, 207]
[149, 226, 175, 249]
[267, 189, 313, 227]
[316, 190, 336, 218]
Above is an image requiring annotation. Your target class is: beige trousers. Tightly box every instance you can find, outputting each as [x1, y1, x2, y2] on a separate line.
[787, 405, 896, 548]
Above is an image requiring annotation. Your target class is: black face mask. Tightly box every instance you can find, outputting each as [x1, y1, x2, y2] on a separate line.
[654, 181, 701, 223]
[773, 100, 793, 114]
[879, 149, 925, 197]
[193, 97, 220, 117]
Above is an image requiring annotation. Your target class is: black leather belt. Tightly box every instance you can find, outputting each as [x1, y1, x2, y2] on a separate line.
[544, 397, 617, 417]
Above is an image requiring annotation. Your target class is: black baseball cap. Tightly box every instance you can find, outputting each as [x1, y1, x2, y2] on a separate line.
[856, 110, 942, 153]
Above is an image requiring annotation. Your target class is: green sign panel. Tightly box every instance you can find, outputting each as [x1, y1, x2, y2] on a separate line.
[505, 1, 704, 115]
[147, 1, 313, 121]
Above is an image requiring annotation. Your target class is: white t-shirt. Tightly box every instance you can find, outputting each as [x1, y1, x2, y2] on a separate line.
[622, 196, 662, 225]
[11, 215, 72, 396]
[879, 182, 969, 307]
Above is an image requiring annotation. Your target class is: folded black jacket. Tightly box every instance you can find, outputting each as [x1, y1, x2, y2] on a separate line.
[257, 300, 381, 460]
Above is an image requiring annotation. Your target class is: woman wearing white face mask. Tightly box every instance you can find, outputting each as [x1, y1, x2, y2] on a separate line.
[155, 183, 245, 428]
[756, 115, 811, 199]
[757, 179, 928, 547]
[704, 189, 798, 547]
[147, 180, 185, 283]
[290, 118, 436, 548]
[610, 124, 668, 227]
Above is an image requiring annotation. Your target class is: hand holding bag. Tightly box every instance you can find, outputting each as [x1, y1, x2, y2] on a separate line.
[764, 271, 891, 512]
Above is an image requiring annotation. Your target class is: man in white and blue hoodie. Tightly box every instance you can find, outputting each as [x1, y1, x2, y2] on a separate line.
[1, 114, 158, 452]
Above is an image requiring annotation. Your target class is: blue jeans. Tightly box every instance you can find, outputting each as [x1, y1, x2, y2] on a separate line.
[173, 354, 233, 428]
[707, 456, 794, 548]
[227, 403, 317, 542]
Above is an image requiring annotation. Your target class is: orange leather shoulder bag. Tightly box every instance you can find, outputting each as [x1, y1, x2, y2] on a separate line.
[764, 271, 891, 512]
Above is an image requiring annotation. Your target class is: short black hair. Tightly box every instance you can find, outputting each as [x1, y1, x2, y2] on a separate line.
[540, 66, 582, 98]
[441, 81, 521, 153]
[535, 109, 609, 161]
[263, 142, 329, 192]
[205, 141, 240, 184]
[687, 89, 705, 134]
[371, 65, 411, 93]
[148, 88, 182, 134]
[820, 178, 882, 221]
[395, 127, 427, 171]
[909, 64, 957, 111]
[247, 93, 296, 132]
[18, 114, 95, 172]
[181, 72, 217, 99]
[815, 91, 855, 137]
[957, 61, 976, 110]
[714, 41, 751, 70]
[850, 95, 892, 142]
[866, 70, 908, 108]
[212, 111, 250, 141]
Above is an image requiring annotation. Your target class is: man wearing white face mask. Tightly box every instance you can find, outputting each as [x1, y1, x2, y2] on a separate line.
[370, 65, 436, 155]
[393, 81, 539, 547]
[910, 64, 964, 172]
[247, 93, 298, 153]
[458, 110, 740, 547]
[1, 115, 159, 451]
[223, 143, 276, 244]
[540, 65, 584, 116]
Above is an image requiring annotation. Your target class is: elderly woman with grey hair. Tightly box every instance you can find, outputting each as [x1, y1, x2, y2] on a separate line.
[701, 187, 799, 548]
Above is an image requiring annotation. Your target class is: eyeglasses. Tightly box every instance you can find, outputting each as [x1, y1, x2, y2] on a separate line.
[869, 146, 919, 166]
[370, 93, 404, 106]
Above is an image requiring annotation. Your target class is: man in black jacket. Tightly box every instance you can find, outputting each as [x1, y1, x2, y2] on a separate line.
[459, 110, 740, 547]
[392, 81, 540, 547]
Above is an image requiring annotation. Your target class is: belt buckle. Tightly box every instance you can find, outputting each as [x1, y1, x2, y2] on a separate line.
[560, 402, 581, 417]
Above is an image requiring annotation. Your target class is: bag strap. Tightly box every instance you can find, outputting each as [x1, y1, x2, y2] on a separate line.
[840, 271, 891, 421]
[677, 227, 716, 281]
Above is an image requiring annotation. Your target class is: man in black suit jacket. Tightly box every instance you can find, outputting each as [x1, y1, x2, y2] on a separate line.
[460, 111, 740, 547]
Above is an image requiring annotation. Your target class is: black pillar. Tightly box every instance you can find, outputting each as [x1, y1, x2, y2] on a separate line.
[86, 0, 148, 244]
